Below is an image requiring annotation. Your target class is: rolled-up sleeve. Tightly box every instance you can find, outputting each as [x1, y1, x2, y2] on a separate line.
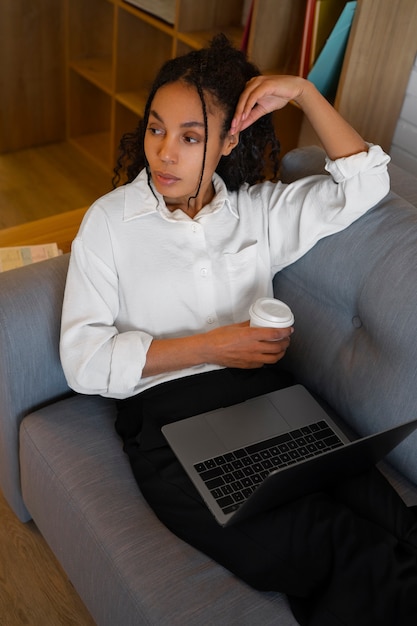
[267, 144, 391, 272]
[60, 237, 153, 399]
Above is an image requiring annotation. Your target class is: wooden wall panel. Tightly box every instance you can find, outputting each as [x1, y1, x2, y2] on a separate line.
[0, 0, 65, 153]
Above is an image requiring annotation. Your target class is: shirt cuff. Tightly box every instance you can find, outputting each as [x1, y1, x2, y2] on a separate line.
[325, 144, 391, 183]
[107, 330, 153, 397]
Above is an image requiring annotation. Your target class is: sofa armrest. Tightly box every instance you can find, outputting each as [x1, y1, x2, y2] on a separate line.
[0, 254, 71, 520]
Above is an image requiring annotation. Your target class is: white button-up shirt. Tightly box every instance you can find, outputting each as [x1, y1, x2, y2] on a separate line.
[60, 145, 390, 399]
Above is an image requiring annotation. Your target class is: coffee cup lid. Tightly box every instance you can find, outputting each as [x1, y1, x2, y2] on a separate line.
[250, 298, 294, 325]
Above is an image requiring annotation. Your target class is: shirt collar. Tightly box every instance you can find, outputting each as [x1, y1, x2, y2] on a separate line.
[123, 169, 239, 222]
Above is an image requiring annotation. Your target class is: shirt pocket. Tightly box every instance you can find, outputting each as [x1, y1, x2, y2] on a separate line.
[223, 241, 260, 320]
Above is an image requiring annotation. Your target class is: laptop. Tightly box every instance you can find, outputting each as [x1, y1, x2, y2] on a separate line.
[162, 384, 417, 527]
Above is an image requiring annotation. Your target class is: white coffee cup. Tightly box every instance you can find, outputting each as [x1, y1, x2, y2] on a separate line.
[249, 297, 294, 329]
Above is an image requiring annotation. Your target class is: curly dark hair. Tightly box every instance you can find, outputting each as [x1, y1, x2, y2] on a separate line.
[112, 34, 280, 191]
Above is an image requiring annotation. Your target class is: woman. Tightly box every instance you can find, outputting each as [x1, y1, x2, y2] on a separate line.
[60, 35, 417, 625]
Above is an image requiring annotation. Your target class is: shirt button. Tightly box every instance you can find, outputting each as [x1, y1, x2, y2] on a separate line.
[207, 316, 215, 324]
[191, 224, 198, 232]
[200, 268, 208, 277]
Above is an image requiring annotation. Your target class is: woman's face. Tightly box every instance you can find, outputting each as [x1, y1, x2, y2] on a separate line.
[144, 81, 236, 214]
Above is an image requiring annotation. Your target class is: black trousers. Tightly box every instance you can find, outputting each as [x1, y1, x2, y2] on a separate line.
[116, 367, 417, 625]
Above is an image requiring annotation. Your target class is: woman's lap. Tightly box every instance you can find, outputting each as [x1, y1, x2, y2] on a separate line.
[117, 368, 417, 625]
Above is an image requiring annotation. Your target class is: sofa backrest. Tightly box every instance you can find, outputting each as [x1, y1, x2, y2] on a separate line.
[0, 254, 71, 520]
[275, 149, 417, 486]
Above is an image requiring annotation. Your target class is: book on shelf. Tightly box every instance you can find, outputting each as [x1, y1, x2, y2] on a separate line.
[309, 0, 347, 70]
[0, 243, 61, 273]
[298, 0, 317, 78]
[298, 0, 348, 79]
[240, 0, 254, 52]
[307, 1, 357, 100]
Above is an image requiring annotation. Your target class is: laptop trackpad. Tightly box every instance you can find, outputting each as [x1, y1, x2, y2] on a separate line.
[205, 395, 289, 450]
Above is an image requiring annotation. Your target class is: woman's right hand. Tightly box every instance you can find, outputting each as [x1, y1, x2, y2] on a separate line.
[231, 75, 305, 133]
[204, 321, 293, 369]
[231, 74, 367, 160]
[142, 321, 293, 377]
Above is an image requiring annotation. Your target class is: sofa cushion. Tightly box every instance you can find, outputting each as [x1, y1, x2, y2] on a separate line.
[274, 189, 417, 486]
[20, 393, 297, 626]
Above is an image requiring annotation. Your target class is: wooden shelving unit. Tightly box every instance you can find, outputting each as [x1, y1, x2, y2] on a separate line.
[64, 0, 417, 172]
[64, 0, 312, 172]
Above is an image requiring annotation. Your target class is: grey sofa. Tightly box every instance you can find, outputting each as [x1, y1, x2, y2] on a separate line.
[1, 147, 417, 625]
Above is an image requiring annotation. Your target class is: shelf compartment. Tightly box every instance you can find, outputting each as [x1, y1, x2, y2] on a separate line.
[71, 131, 112, 169]
[68, 71, 112, 170]
[116, 8, 173, 96]
[114, 101, 141, 150]
[176, 26, 243, 51]
[119, 0, 175, 35]
[115, 89, 149, 117]
[112, 102, 143, 184]
[67, 0, 115, 92]
[249, 0, 306, 75]
[173, 39, 195, 57]
[176, 0, 246, 49]
[176, 0, 245, 32]
[69, 57, 113, 94]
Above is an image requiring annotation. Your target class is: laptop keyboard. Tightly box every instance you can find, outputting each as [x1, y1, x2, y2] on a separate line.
[194, 420, 344, 515]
